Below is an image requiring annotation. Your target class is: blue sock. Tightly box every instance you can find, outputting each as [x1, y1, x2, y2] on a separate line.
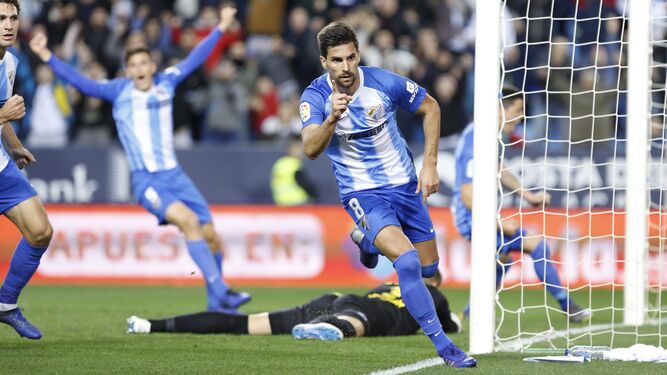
[359, 235, 380, 255]
[206, 252, 225, 309]
[213, 252, 223, 275]
[394, 249, 452, 354]
[0, 238, 48, 305]
[531, 240, 568, 311]
[496, 261, 512, 289]
[186, 240, 228, 302]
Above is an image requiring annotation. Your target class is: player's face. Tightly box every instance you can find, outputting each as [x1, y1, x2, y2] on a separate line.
[126, 52, 157, 91]
[0, 3, 19, 49]
[320, 42, 360, 91]
[500, 98, 524, 135]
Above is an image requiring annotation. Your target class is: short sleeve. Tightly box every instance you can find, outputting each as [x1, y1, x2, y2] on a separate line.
[384, 70, 426, 113]
[299, 87, 326, 128]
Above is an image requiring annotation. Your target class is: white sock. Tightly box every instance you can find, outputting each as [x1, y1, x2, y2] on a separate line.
[0, 303, 18, 311]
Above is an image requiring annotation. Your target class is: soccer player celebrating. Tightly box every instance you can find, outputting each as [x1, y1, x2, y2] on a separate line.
[452, 85, 591, 322]
[298, 22, 475, 368]
[127, 272, 462, 339]
[28, 7, 250, 312]
[0, 0, 53, 340]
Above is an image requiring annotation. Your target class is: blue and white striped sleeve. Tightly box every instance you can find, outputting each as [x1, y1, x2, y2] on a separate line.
[48, 56, 126, 101]
[163, 28, 223, 86]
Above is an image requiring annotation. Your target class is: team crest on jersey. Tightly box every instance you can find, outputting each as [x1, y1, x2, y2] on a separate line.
[299, 102, 311, 122]
[367, 104, 384, 121]
[7, 70, 14, 88]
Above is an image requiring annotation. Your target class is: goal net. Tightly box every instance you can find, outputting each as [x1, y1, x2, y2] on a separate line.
[470, 0, 667, 353]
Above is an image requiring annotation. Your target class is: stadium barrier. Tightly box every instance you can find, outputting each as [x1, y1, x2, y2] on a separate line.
[1, 205, 664, 287]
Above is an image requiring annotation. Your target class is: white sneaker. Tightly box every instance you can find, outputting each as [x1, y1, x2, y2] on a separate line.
[126, 315, 151, 334]
[292, 322, 343, 341]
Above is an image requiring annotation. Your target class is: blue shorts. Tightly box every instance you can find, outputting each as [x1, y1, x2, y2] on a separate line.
[0, 161, 37, 214]
[131, 167, 212, 226]
[341, 180, 435, 252]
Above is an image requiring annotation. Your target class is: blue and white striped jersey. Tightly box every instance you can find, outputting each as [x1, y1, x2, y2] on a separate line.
[48, 29, 223, 172]
[452, 123, 475, 238]
[299, 66, 426, 196]
[0, 50, 18, 173]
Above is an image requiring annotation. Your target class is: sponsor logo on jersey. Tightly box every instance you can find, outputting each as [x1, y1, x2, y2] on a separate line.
[300, 102, 311, 122]
[406, 81, 418, 103]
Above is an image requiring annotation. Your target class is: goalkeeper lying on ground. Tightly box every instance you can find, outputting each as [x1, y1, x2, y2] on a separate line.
[126, 271, 461, 340]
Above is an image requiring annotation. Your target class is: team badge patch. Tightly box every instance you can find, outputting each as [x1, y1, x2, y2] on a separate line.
[367, 104, 384, 121]
[299, 102, 311, 122]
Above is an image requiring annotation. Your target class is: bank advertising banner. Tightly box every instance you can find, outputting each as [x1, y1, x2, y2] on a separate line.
[1, 205, 666, 287]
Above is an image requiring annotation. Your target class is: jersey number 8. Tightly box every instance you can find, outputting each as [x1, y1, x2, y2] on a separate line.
[348, 198, 365, 220]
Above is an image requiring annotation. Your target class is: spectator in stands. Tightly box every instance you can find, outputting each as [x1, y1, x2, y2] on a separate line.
[364, 29, 417, 77]
[202, 59, 249, 143]
[71, 62, 114, 145]
[26, 64, 71, 148]
[283, 6, 322, 90]
[261, 98, 302, 141]
[249, 76, 279, 139]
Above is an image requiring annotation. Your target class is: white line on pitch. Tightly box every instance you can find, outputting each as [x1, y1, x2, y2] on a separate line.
[366, 357, 442, 375]
[366, 317, 667, 374]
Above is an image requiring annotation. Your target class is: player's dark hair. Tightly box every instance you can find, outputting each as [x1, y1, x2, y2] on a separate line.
[0, 0, 20, 14]
[501, 84, 522, 107]
[317, 22, 359, 58]
[124, 46, 152, 63]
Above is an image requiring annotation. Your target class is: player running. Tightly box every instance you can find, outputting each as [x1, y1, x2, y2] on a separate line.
[0, 0, 54, 340]
[28, 6, 249, 312]
[298, 22, 475, 368]
[127, 272, 462, 339]
[452, 85, 592, 323]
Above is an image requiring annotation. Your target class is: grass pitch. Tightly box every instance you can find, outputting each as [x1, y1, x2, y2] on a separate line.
[1, 285, 665, 374]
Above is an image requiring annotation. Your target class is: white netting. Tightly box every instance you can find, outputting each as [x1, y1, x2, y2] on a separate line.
[493, 0, 667, 352]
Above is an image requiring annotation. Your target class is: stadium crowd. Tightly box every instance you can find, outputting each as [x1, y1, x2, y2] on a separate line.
[7, 0, 662, 150]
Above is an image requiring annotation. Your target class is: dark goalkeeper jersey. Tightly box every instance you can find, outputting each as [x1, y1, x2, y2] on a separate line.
[339, 283, 452, 337]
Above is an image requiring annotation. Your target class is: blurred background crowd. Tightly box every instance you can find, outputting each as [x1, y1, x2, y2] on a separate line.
[6, 0, 667, 151]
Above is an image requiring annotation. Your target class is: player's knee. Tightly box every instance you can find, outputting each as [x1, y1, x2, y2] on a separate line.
[26, 221, 53, 247]
[393, 249, 421, 275]
[421, 259, 439, 278]
[177, 212, 201, 235]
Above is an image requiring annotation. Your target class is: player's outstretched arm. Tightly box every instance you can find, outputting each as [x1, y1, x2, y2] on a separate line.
[302, 80, 351, 159]
[165, 6, 237, 85]
[29, 32, 119, 101]
[414, 94, 441, 200]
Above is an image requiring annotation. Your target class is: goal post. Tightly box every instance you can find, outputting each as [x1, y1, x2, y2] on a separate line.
[624, 0, 651, 327]
[469, 0, 502, 355]
[470, 0, 657, 353]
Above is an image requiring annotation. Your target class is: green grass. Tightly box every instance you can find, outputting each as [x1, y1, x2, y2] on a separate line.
[1, 286, 665, 374]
